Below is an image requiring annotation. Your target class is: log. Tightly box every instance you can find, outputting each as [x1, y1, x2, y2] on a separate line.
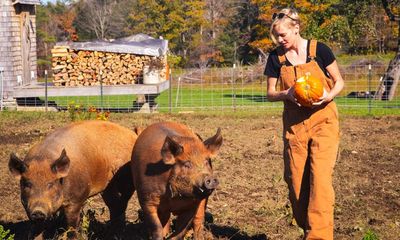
[51, 46, 168, 86]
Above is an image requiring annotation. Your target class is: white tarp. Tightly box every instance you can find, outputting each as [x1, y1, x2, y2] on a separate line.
[57, 34, 168, 57]
[12, 0, 41, 5]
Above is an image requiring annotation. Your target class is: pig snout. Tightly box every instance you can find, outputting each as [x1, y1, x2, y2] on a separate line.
[194, 175, 219, 198]
[30, 210, 46, 221]
[203, 175, 219, 190]
[27, 203, 51, 222]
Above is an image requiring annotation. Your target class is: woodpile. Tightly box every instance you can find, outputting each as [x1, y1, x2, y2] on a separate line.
[51, 46, 167, 87]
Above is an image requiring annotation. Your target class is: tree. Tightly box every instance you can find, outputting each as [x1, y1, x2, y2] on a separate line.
[36, 0, 399, 67]
[376, 0, 400, 100]
[249, 0, 337, 61]
[223, 0, 261, 65]
[36, 5, 57, 59]
[336, 0, 390, 53]
[36, 1, 78, 55]
[127, 0, 209, 67]
[45, 1, 78, 41]
[74, 0, 132, 40]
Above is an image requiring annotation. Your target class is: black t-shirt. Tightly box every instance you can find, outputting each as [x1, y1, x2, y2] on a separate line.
[264, 41, 335, 78]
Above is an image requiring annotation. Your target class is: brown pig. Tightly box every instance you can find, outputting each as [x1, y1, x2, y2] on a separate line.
[131, 122, 223, 239]
[9, 120, 138, 239]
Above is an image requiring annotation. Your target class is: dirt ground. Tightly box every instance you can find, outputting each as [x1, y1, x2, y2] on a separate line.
[0, 112, 399, 239]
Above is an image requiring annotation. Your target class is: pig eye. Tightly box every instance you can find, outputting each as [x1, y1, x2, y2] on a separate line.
[48, 179, 62, 189]
[48, 180, 58, 189]
[21, 179, 32, 189]
[183, 161, 192, 169]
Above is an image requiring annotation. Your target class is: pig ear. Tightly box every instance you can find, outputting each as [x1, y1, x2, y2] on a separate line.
[9, 153, 27, 179]
[51, 149, 70, 178]
[134, 126, 143, 136]
[204, 128, 223, 156]
[161, 136, 183, 165]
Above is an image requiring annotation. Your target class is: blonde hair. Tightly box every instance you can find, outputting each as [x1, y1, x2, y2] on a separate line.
[270, 8, 301, 44]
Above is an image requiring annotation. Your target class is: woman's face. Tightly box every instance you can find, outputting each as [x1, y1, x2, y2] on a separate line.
[273, 23, 299, 50]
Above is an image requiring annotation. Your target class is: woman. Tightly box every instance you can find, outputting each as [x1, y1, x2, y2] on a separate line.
[264, 8, 344, 240]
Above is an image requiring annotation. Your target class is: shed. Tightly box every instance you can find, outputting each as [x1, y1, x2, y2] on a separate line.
[0, 0, 40, 104]
[12, 34, 170, 112]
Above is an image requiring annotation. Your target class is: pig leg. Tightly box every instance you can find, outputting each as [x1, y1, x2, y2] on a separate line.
[192, 199, 207, 240]
[168, 208, 197, 240]
[28, 222, 45, 240]
[142, 204, 164, 240]
[102, 164, 134, 223]
[157, 208, 171, 237]
[101, 164, 134, 237]
[63, 203, 83, 239]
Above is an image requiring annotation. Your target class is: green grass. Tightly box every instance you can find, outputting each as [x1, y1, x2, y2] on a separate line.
[335, 97, 400, 116]
[45, 95, 137, 109]
[36, 52, 399, 116]
[40, 84, 399, 116]
[336, 52, 396, 66]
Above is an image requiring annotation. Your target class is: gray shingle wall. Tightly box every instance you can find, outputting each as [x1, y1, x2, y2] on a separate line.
[0, 0, 14, 99]
[29, 17, 37, 79]
[0, 0, 38, 99]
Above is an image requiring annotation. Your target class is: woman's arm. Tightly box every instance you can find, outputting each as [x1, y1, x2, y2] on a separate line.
[325, 60, 344, 100]
[267, 76, 298, 103]
[314, 60, 344, 104]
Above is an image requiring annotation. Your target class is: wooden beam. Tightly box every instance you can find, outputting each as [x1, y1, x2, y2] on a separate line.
[13, 81, 169, 98]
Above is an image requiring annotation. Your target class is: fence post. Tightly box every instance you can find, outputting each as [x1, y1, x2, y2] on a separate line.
[0, 67, 4, 111]
[175, 77, 181, 108]
[168, 68, 172, 113]
[232, 64, 236, 111]
[368, 64, 372, 115]
[99, 70, 103, 111]
[45, 69, 48, 112]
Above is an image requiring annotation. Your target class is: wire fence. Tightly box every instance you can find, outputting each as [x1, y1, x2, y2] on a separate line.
[15, 64, 400, 115]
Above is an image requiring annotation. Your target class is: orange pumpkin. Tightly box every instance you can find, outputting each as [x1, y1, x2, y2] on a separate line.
[293, 73, 324, 107]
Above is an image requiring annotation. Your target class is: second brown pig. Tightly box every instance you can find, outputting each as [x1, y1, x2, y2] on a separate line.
[131, 121, 223, 239]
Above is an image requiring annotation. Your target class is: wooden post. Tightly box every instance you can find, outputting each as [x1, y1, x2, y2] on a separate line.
[168, 68, 172, 113]
[45, 70, 48, 112]
[368, 64, 372, 115]
[0, 68, 4, 111]
[99, 70, 104, 111]
[20, 11, 31, 85]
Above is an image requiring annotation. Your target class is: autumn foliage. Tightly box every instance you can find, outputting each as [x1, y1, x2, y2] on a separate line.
[37, 0, 398, 67]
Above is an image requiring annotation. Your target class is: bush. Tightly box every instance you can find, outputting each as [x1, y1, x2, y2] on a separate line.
[0, 225, 14, 240]
[362, 229, 379, 240]
[67, 101, 110, 122]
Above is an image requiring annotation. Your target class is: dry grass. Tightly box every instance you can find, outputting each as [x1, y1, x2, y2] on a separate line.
[0, 112, 399, 239]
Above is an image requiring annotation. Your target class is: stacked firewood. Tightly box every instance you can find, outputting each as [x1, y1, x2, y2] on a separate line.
[51, 46, 166, 87]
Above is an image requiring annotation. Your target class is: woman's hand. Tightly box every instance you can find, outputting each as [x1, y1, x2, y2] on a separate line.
[312, 88, 332, 106]
[286, 87, 301, 106]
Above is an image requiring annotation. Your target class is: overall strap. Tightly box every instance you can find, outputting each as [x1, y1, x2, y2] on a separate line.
[309, 39, 317, 60]
[276, 46, 286, 65]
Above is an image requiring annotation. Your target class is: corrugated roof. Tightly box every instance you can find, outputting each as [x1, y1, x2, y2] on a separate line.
[12, 0, 41, 5]
[57, 34, 168, 57]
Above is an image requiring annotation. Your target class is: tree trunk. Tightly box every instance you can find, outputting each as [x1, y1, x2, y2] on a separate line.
[377, 0, 400, 100]
[377, 53, 400, 100]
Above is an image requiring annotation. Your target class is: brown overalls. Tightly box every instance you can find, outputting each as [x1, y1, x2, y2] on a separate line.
[278, 40, 340, 240]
